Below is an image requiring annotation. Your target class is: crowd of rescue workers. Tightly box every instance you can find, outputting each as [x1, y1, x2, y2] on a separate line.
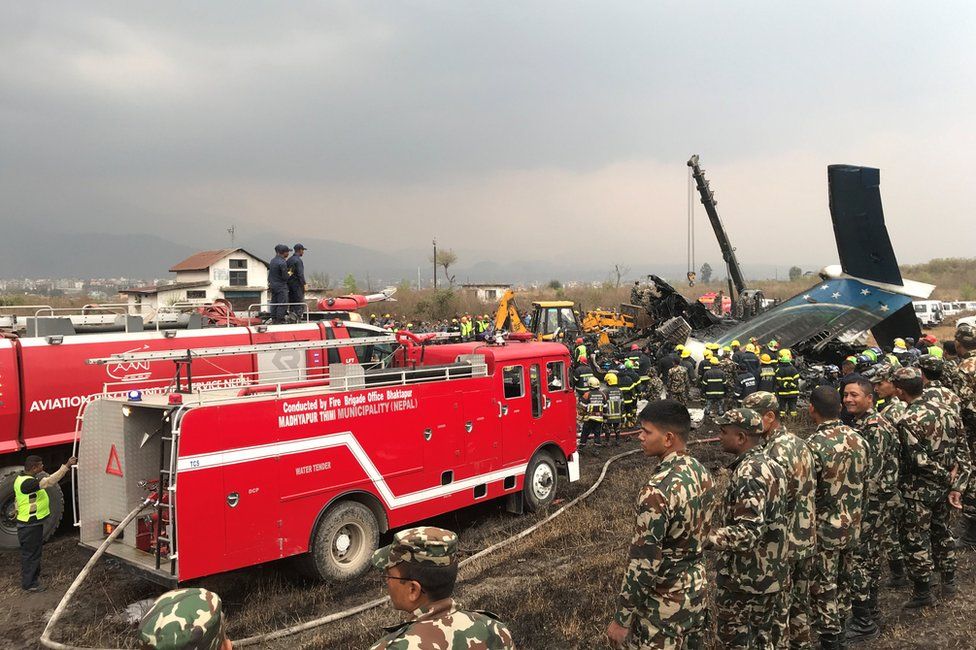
[14, 307, 976, 650]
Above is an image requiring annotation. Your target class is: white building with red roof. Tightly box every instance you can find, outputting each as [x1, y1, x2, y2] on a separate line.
[121, 248, 270, 317]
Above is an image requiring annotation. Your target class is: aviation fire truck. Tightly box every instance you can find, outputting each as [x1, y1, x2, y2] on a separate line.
[75, 331, 579, 584]
[0, 293, 394, 550]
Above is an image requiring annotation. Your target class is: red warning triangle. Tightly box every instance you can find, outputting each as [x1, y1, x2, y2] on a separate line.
[105, 444, 123, 477]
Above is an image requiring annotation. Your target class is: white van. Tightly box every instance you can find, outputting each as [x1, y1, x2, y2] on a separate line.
[914, 300, 944, 327]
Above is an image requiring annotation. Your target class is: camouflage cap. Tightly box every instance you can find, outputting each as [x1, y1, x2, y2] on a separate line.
[372, 526, 457, 571]
[917, 354, 944, 374]
[892, 366, 921, 381]
[715, 407, 764, 434]
[869, 362, 893, 383]
[742, 391, 779, 414]
[138, 588, 224, 650]
[956, 322, 976, 345]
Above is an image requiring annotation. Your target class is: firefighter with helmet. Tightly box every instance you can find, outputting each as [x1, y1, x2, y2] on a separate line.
[604, 372, 625, 445]
[579, 376, 607, 448]
[14, 453, 77, 591]
[574, 338, 588, 365]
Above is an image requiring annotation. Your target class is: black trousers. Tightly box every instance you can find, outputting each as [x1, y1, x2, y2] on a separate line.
[270, 286, 289, 322]
[287, 284, 305, 317]
[18, 523, 43, 589]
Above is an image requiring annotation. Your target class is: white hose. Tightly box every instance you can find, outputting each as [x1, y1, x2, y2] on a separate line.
[235, 447, 641, 646]
[40, 498, 154, 650]
[40, 446, 653, 649]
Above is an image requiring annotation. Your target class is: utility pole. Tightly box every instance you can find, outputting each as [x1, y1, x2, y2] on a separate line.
[432, 238, 438, 290]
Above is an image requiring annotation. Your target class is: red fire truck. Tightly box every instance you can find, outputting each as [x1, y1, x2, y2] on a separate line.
[0, 314, 399, 550]
[76, 332, 579, 584]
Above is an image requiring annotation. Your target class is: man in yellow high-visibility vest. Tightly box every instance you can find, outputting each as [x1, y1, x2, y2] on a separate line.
[14, 454, 76, 592]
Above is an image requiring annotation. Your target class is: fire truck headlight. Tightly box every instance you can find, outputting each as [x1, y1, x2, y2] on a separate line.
[128, 390, 143, 402]
[121, 406, 132, 417]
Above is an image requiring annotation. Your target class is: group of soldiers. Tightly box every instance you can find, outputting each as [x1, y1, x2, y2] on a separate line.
[607, 321, 976, 649]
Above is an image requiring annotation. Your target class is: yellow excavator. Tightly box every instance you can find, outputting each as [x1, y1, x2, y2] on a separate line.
[493, 290, 637, 347]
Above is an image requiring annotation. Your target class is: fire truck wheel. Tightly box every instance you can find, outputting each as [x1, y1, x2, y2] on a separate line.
[0, 467, 65, 551]
[305, 501, 379, 581]
[523, 452, 558, 513]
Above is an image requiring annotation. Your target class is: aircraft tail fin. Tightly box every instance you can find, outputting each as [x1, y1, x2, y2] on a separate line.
[828, 165, 904, 286]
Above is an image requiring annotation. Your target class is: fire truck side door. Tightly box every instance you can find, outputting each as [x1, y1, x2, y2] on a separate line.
[499, 364, 532, 465]
[460, 387, 498, 475]
[220, 409, 281, 565]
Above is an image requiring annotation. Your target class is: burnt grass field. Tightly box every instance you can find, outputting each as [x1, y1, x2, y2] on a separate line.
[2, 415, 976, 649]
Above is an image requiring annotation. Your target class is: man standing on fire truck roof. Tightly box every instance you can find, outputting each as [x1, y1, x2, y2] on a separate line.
[14, 454, 76, 592]
[370, 526, 515, 649]
[267, 244, 291, 324]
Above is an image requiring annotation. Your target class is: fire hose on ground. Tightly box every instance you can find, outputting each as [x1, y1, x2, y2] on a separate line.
[40, 435, 720, 649]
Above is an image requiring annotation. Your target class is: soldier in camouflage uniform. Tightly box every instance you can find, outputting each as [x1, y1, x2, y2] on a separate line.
[842, 377, 899, 641]
[892, 366, 970, 608]
[646, 369, 666, 402]
[744, 391, 817, 650]
[952, 323, 976, 547]
[666, 360, 691, 406]
[805, 386, 866, 650]
[138, 588, 230, 650]
[708, 408, 790, 649]
[370, 526, 514, 649]
[720, 350, 739, 409]
[871, 362, 910, 585]
[608, 400, 715, 649]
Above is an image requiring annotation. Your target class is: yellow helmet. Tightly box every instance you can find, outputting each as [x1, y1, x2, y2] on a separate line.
[709, 356, 719, 365]
[760, 353, 772, 364]
[703, 350, 712, 359]
[723, 345, 732, 352]
[675, 344, 685, 352]
[731, 339, 741, 348]
[681, 349, 691, 358]
[893, 338, 906, 350]
[705, 342, 719, 350]
[605, 372, 618, 385]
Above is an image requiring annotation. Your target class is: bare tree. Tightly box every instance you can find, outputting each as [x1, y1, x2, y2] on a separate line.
[612, 264, 631, 288]
[429, 249, 458, 288]
[307, 271, 334, 290]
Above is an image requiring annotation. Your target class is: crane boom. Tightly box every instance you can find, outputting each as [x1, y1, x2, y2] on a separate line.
[687, 154, 746, 298]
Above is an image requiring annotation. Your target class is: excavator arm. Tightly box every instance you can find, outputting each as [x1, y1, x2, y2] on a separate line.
[494, 290, 528, 333]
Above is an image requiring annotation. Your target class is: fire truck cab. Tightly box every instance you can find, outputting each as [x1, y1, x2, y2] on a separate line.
[77, 334, 578, 585]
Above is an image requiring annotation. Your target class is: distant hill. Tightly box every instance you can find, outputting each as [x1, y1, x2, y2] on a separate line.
[0, 224, 196, 280]
[901, 258, 976, 300]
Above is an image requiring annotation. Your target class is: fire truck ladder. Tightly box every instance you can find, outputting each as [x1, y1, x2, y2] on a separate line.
[86, 334, 452, 392]
[156, 413, 180, 576]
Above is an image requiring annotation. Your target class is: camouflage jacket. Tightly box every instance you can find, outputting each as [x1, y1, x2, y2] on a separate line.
[370, 598, 514, 650]
[956, 350, 976, 416]
[879, 396, 907, 428]
[763, 424, 817, 558]
[851, 409, 899, 503]
[667, 365, 690, 394]
[708, 443, 790, 594]
[615, 451, 715, 629]
[807, 420, 866, 550]
[942, 358, 965, 396]
[647, 374, 665, 400]
[721, 358, 738, 390]
[899, 394, 971, 501]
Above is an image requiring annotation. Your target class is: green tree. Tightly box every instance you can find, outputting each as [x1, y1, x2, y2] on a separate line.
[700, 262, 712, 284]
[429, 249, 458, 288]
[342, 273, 358, 293]
[547, 279, 562, 290]
[789, 266, 803, 282]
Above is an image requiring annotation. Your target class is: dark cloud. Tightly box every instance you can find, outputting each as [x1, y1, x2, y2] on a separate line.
[2, 2, 975, 272]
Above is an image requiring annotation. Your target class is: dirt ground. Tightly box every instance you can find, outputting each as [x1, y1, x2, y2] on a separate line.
[2, 419, 976, 650]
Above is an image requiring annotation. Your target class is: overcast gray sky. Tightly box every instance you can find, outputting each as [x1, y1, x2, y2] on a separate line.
[2, 1, 975, 271]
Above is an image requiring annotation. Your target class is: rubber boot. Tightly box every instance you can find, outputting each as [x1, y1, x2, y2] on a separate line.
[903, 579, 935, 609]
[845, 600, 880, 643]
[954, 517, 976, 549]
[941, 571, 957, 599]
[819, 632, 844, 650]
[887, 559, 908, 587]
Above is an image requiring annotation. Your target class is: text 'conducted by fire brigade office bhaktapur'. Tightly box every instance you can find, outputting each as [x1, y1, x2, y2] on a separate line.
[277, 388, 419, 428]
